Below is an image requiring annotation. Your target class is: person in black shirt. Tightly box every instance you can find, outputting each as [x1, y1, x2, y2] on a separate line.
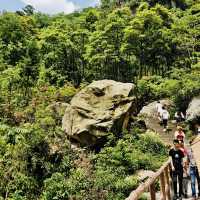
[169, 139, 185, 200]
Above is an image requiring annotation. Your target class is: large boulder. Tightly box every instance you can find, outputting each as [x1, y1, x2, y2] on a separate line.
[186, 97, 200, 122]
[62, 80, 136, 146]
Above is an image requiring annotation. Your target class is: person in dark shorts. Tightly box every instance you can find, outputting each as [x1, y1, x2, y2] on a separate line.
[174, 111, 185, 123]
[161, 106, 170, 132]
[169, 139, 185, 200]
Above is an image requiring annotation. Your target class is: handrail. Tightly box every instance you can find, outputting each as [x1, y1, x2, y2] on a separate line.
[126, 158, 172, 200]
[191, 136, 200, 146]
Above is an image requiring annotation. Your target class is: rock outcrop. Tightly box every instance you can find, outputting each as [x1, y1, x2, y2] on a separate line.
[186, 97, 200, 122]
[62, 80, 136, 146]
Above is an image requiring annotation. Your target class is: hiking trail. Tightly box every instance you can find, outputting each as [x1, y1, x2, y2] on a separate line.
[147, 117, 200, 200]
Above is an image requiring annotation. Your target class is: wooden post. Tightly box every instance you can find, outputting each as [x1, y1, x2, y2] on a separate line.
[149, 182, 156, 200]
[164, 166, 171, 200]
[160, 172, 166, 200]
[168, 163, 173, 190]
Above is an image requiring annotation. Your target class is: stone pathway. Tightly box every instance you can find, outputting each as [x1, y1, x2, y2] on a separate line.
[146, 118, 200, 200]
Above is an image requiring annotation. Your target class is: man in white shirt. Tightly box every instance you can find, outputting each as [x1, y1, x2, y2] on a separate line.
[156, 101, 163, 121]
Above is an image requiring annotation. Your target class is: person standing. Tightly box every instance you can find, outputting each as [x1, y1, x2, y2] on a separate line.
[161, 106, 170, 132]
[169, 139, 185, 200]
[187, 141, 200, 200]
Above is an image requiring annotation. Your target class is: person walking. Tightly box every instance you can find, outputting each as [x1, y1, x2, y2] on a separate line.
[169, 139, 185, 200]
[182, 162, 190, 198]
[174, 126, 185, 142]
[161, 106, 170, 132]
[187, 141, 200, 200]
[156, 101, 163, 122]
[179, 140, 189, 198]
[175, 111, 185, 124]
[179, 140, 187, 156]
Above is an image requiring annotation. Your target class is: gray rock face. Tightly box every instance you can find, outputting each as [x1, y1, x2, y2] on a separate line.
[186, 97, 200, 121]
[62, 80, 136, 146]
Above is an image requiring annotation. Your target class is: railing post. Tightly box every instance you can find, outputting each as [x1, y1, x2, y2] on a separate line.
[149, 182, 156, 200]
[160, 172, 166, 200]
[168, 162, 173, 191]
[164, 166, 171, 200]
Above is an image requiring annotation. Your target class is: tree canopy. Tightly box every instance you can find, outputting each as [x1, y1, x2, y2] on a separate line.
[0, 1, 200, 199]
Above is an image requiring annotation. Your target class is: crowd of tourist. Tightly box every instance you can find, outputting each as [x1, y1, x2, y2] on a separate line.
[155, 101, 200, 200]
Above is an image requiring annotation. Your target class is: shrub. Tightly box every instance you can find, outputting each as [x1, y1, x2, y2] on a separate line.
[41, 173, 69, 200]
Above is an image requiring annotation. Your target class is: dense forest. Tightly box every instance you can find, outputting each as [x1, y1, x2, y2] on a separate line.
[0, 0, 200, 199]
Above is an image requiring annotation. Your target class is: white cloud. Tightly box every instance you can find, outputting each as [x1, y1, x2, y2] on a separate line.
[94, 0, 100, 5]
[89, 0, 100, 7]
[21, 0, 77, 14]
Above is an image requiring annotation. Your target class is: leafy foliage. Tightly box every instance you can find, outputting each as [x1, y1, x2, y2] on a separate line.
[0, 1, 200, 199]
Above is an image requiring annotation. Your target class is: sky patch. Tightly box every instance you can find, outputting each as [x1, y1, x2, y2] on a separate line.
[0, 0, 100, 14]
[20, 0, 77, 14]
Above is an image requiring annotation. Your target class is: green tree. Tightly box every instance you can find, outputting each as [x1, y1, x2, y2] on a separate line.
[85, 7, 132, 82]
[0, 13, 37, 66]
[39, 24, 84, 86]
[23, 5, 35, 16]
